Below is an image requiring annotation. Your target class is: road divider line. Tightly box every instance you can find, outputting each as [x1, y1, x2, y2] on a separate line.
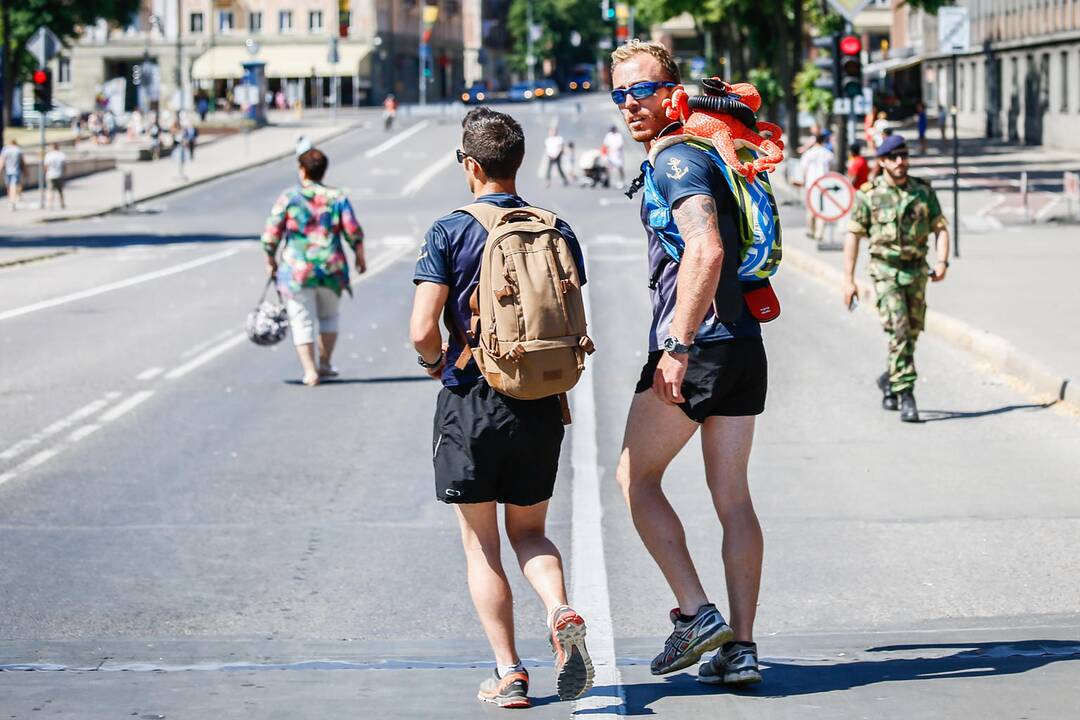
[98, 390, 156, 422]
[164, 334, 247, 380]
[0, 391, 122, 461]
[0, 247, 241, 322]
[570, 262, 623, 717]
[179, 329, 237, 359]
[363, 121, 430, 158]
[136, 367, 164, 381]
[0, 449, 60, 488]
[400, 152, 457, 196]
[68, 424, 102, 442]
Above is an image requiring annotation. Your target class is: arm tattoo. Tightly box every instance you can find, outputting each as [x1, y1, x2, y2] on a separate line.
[672, 195, 721, 247]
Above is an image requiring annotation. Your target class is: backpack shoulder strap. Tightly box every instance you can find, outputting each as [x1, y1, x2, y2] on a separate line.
[457, 203, 557, 232]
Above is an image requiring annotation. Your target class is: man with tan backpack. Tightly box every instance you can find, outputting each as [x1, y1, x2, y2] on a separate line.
[409, 107, 593, 709]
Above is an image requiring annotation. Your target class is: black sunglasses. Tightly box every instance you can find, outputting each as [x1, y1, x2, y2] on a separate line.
[456, 148, 467, 163]
[610, 81, 676, 105]
[881, 152, 909, 161]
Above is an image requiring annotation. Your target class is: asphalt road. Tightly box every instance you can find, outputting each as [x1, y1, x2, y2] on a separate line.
[2, 95, 1079, 719]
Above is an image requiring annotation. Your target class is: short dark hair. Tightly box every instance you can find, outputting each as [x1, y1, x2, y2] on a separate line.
[298, 148, 328, 182]
[461, 107, 524, 180]
[850, 142, 862, 155]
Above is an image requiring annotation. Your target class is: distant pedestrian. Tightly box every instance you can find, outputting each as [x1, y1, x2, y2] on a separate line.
[196, 94, 210, 122]
[183, 122, 198, 161]
[843, 135, 951, 423]
[793, 133, 834, 241]
[148, 117, 162, 160]
[170, 120, 188, 178]
[871, 111, 889, 149]
[1, 138, 25, 210]
[602, 124, 626, 188]
[383, 93, 398, 132]
[261, 148, 365, 386]
[43, 143, 67, 210]
[543, 125, 568, 187]
[916, 101, 928, 154]
[410, 107, 592, 708]
[847, 142, 870, 189]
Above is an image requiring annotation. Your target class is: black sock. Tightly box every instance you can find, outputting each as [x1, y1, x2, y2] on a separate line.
[677, 611, 698, 623]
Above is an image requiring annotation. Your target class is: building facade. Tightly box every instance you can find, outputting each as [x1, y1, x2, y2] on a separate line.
[55, 0, 466, 114]
[898, 0, 1080, 150]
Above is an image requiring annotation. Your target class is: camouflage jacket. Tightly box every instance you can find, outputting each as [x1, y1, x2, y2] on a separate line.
[847, 174, 946, 266]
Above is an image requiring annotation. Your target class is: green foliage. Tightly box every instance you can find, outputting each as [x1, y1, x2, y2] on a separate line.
[793, 60, 833, 116]
[900, 0, 953, 14]
[3, 0, 141, 81]
[747, 67, 782, 114]
[507, 0, 607, 77]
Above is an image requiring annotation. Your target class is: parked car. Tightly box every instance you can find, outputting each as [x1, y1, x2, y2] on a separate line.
[460, 81, 489, 105]
[20, 100, 79, 128]
[508, 81, 536, 102]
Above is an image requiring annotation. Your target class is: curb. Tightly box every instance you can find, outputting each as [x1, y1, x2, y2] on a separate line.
[35, 121, 365, 226]
[782, 245, 1076, 412]
[0, 248, 76, 269]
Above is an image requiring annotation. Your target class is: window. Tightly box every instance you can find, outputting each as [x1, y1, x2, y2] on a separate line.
[189, 12, 204, 33]
[219, 11, 234, 32]
[57, 56, 72, 85]
[1062, 50, 1069, 112]
[308, 10, 324, 32]
[250, 11, 263, 33]
[279, 10, 293, 32]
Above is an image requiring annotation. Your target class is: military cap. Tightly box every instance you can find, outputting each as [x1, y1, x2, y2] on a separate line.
[876, 134, 908, 158]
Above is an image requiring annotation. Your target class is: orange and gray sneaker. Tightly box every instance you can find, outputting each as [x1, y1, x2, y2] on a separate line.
[549, 605, 595, 700]
[477, 668, 530, 708]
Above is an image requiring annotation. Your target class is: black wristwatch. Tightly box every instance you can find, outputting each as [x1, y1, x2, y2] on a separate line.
[417, 351, 444, 369]
[662, 336, 693, 355]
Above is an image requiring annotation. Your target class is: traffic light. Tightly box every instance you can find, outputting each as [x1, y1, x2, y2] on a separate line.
[601, 0, 614, 20]
[839, 34, 863, 99]
[32, 68, 52, 113]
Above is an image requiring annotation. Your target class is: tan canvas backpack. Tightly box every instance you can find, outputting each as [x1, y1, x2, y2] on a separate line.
[453, 203, 594, 403]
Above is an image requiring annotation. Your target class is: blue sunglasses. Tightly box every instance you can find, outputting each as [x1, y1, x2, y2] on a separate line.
[610, 81, 676, 105]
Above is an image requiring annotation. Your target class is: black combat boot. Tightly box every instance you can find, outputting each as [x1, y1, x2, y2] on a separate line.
[899, 390, 919, 423]
[877, 372, 898, 411]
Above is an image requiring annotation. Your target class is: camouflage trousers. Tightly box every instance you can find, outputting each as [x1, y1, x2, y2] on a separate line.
[870, 263, 928, 394]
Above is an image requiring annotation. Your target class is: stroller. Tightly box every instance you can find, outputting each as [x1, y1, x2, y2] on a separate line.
[578, 148, 610, 188]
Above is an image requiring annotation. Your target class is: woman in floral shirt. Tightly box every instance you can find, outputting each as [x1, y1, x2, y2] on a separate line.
[261, 148, 364, 385]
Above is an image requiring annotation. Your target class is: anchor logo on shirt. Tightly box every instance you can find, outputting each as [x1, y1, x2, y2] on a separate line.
[666, 157, 688, 181]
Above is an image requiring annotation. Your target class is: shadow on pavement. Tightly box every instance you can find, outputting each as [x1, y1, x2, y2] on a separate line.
[0, 233, 253, 249]
[282, 376, 431, 386]
[919, 401, 1056, 422]
[578, 640, 1080, 716]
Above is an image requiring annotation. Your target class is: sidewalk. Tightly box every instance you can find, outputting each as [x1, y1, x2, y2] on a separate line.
[0, 109, 375, 251]
[772, 155, 1079, 412]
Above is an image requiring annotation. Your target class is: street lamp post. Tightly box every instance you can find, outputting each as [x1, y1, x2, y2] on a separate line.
[526, 0, 535, 84]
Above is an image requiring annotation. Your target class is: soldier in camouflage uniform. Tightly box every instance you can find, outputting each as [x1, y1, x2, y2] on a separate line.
[842, 135, 951, 423]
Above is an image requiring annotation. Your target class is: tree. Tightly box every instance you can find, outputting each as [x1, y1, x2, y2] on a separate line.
[507, 0, 606, 82]
[1, 0, 141, 133]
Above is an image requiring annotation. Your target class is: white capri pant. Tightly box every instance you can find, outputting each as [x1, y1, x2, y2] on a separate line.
[285, 286, 341, 346]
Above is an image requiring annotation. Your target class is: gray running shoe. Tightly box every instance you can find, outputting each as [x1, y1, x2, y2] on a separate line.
[698, 641, 762, 686]
[549, 605, 595, 700]
[477, 668, 530, 708]
[650, 603, 734, 675]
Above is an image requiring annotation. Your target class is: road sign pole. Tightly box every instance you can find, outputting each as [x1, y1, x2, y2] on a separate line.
[951, 53, 960, 258]
[38, 47, 46, 211]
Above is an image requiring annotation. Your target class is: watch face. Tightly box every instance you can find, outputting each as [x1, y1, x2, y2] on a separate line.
[663, 337, 675, 351]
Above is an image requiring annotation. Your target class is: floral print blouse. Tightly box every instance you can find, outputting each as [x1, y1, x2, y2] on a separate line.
[261, 181, 363, 296]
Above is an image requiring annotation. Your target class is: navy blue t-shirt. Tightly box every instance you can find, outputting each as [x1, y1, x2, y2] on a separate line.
[413, 193, 587, 387]
[643, 142, 761, 351]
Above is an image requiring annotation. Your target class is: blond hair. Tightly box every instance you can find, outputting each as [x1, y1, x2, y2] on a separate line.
[611, 39, 681, 83]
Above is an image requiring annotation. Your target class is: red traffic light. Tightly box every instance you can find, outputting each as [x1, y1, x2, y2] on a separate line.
[32, 69, 48, 85]
[839, 35, 862, 56]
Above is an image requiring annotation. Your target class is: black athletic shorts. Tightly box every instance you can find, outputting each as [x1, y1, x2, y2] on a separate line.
[433, 381, 565, 506]
[635, 338, 767, 423]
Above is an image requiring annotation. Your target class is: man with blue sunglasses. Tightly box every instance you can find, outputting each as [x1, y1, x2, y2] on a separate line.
[610, 39, 768, 689]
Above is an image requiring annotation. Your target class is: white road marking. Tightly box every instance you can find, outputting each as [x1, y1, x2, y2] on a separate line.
[0, 449, 60, 488]
[0, 392, 122, 461]
[136, 367, 164, 381]
[68, 424, 102, 442]
[399, 151, 458, 196]
[0, 247, 241, 322]
[98, 390, 156, 422]
[570, 261, 623, 716]
[179, 329, 237, 359]
[164, 334, 248, 380]
[362, 121, 430, 158]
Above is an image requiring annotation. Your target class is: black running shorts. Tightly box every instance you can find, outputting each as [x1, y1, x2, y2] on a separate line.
[432, 381, 565, 506]
[635, 338, 768, 422]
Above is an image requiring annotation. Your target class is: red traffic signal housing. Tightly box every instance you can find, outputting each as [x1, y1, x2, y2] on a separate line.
[839, 35, 862, 56]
